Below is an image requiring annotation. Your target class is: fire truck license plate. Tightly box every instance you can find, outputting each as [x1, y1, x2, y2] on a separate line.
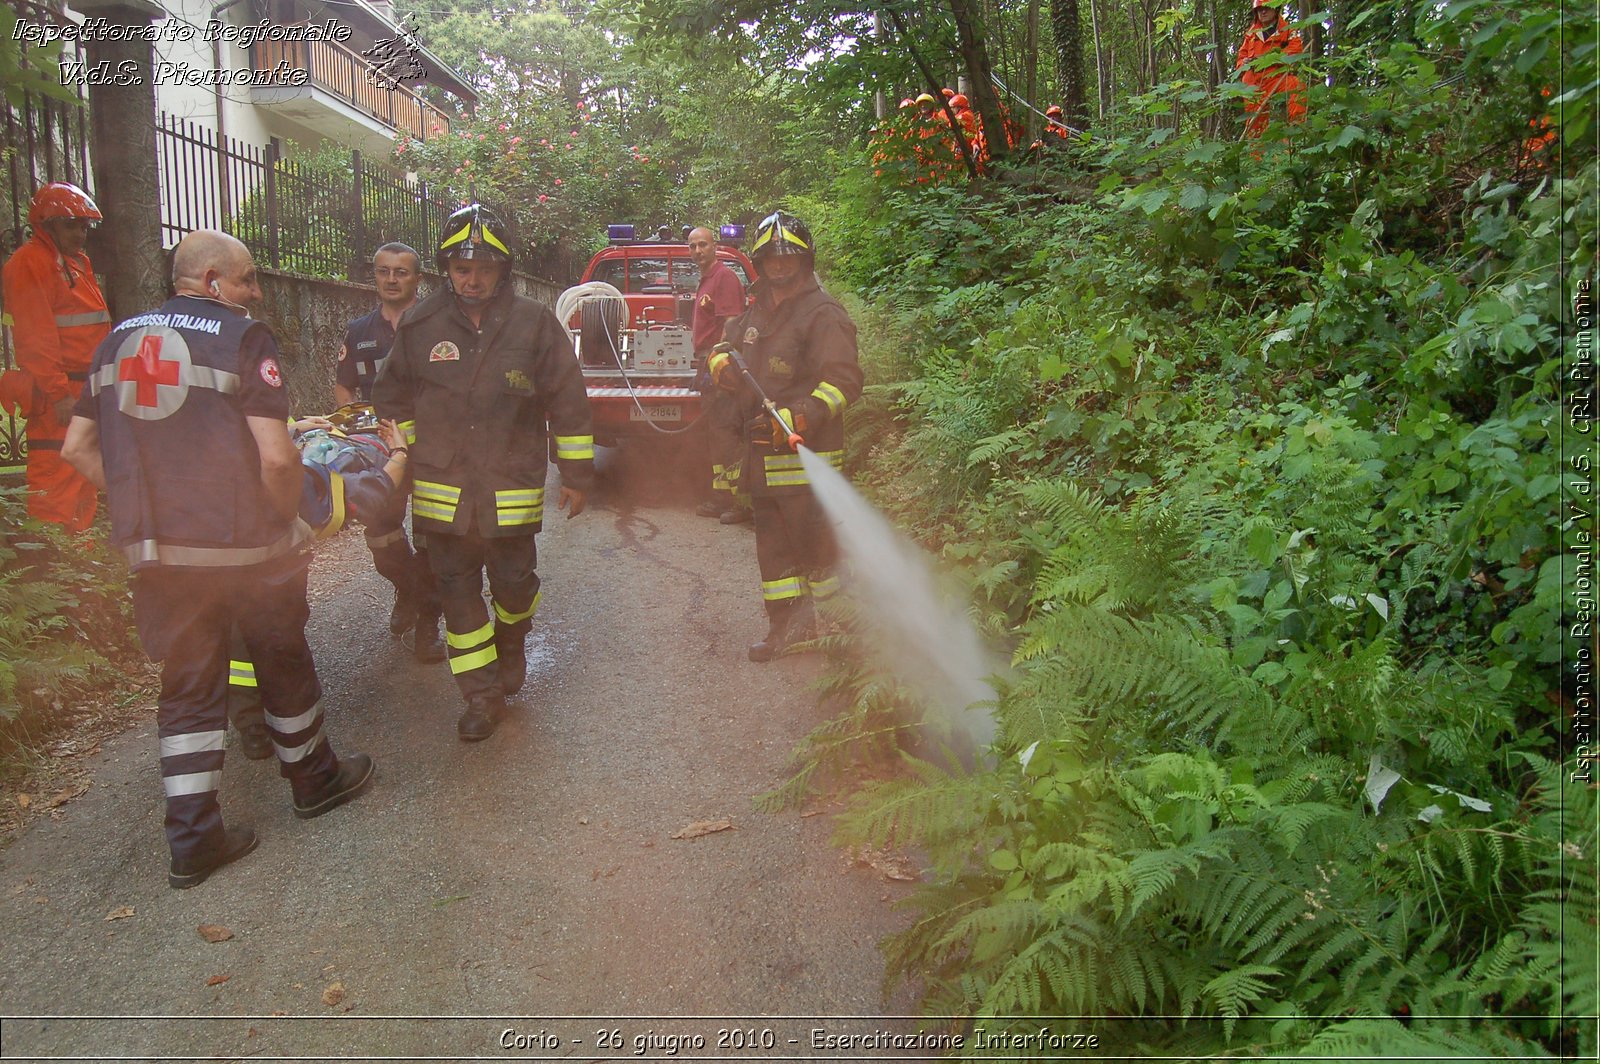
[630, 404, 682, 422]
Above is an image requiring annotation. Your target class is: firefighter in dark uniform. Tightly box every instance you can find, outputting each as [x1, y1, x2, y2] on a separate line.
[707, 211, 863, 662]
[372, 204, 595, 741]
[333, 242, 443, 662]
[61, 229, 374, 889]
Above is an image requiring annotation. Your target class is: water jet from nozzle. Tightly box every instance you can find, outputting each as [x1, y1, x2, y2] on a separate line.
[796, 446, 1000, 764]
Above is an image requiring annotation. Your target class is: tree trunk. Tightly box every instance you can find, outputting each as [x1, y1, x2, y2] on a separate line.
[1050, 0, 1088, 128]
[82, 2, 165, 318]
[947, 0, 1009, 162]
[1025, 0, 1040, 138]
[1089, 0, 1109, 123]
[1205, 0, 1226, 138]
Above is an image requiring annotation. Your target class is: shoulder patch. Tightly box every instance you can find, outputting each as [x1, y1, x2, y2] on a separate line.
[429, 341, 461, 363]
[259, 358, 283, 388]
[337, 344, 347, 362]
[743, 326, 760, 345]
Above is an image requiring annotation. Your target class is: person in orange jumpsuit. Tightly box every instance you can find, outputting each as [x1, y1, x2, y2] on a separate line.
[1235, 0, 1306, 138]
[0, 183, 111, 532]
[909, 93, 946, 184]
[1519, 87, 1557, 171]
[1044, 105, 1072, 141]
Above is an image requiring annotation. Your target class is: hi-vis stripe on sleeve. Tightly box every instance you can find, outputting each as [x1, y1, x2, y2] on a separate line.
[55, 310, 111, 328]
[412, 479, 461, 522]
[810, 381, 848, 416]
[554, 434, 594, 461]
[398, 420, 417, 445]
[494, 487, 544, 527]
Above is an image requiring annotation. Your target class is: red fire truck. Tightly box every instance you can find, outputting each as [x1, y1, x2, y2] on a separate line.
[564, 225, 754, 447]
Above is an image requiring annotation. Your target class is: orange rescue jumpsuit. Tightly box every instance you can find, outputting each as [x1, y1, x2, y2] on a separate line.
[1, 230, 111, 531]
[1236, 20, 1307, 137]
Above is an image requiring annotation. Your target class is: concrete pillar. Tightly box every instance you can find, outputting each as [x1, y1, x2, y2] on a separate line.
[74, 0, 167, 319]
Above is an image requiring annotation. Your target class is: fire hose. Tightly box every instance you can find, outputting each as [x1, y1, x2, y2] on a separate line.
[721, 346, 804, 451]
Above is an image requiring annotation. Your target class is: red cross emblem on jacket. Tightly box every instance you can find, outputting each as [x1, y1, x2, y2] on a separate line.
[112, 326, 193, 420]
[119, 334, 179, 407]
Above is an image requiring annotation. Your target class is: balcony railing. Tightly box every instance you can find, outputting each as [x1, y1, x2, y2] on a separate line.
[252, 32, 453, 142]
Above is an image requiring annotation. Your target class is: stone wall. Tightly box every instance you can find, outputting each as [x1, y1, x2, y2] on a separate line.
[255, 269, 563, 416]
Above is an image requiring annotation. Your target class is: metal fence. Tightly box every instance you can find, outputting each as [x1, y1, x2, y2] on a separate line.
[0, 2, 92, 475]
[157, 113, 452, 281]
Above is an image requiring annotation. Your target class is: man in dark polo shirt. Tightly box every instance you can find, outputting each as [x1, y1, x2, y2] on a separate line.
[336, 242, 442, 661]
[688, 226, 749, 523]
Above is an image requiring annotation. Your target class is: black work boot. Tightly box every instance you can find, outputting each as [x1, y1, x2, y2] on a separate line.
[749, 600, 793, 663]
[411, 614, 445, 664]
[235, 720, 273, 761]
[748, 599, 816, 663]
[292, 753, 375, 820]
[458, 695, 506, 742]
[387, 589, 417, 635]
[169, 825, 259, 889]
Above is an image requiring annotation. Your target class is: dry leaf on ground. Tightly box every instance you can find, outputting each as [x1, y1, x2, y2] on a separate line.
[104, 906, 135, 921]
[16, 794, 30, 809]
[670, 818, 734, 840]
[197, 924, 233, 943]
[205, 974, 231, 987]
[321, 982, 345, 1006]
[44, 783, 88, 809]
[847, 846, 918, 882]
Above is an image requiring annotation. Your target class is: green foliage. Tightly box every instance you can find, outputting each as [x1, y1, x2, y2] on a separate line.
[0, 487, 134, 732]
[0, 9, 80, 108]
[781, 0, 1596, 1055]
[394, 0, 865, 272]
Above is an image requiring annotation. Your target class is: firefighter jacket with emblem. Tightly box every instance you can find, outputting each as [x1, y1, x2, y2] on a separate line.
[0, 229, 111, 421]
[371, 286, 595, 537]
[80, 295, 313, 571]
[335, 306, 396, 402]
[726, 278, 863, 496]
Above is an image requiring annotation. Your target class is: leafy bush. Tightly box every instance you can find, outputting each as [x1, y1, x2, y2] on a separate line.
[0, 486, 136, 737]
[791, 0, 1595, 1054]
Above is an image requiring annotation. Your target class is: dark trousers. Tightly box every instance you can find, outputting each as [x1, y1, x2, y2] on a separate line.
[703, 390, 746, 498]
[753, 490, 839, 617]
[132, 556, 339, 865]
[365, 477, 439, 623]
[427, 529, 540, 703]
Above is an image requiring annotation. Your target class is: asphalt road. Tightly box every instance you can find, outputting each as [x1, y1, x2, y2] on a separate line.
[0, 440, 919, 1062]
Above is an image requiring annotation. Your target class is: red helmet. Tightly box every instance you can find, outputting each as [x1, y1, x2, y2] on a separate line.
[950, 93, 970, 109]
[28, 182, 102, 227]
[899, 97, 916, 109]
[941, 87, 956, 98]
[1046, 105, 1063, 117]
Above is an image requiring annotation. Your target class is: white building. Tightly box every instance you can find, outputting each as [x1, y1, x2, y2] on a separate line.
[144, 0, 476, 157]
